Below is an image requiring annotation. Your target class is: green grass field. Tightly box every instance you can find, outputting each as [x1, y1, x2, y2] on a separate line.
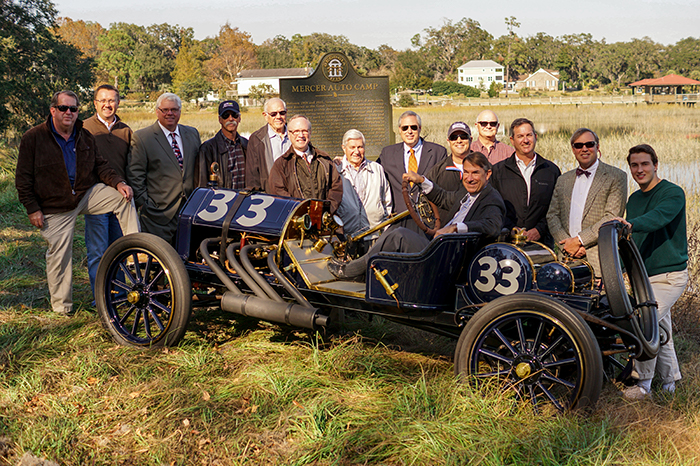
[1, 104, 700, 465]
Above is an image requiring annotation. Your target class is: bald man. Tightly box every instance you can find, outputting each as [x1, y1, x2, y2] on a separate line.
[470, 110, 513, 165]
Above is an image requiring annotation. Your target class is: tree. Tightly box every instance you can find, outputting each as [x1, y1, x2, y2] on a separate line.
[666, 37, 700, 76]
[205, 23, 257, 92]
[257, 35, 296, 69]
[248, 83, 276, 105]
[503, 16, 520, 97]
[0, 0, 93, 132]
[55, 17, 104, 59]
[172, 38, 209, 101]
[626, 37, 663, 82]
[594, 41, 629, 87]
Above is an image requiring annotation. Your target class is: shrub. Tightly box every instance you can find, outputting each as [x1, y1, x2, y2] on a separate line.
[432, 81, 480, 97]
[398, 94, 414, 107]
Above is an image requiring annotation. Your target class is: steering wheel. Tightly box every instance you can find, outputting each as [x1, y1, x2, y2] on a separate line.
[402, 179, 441, 236]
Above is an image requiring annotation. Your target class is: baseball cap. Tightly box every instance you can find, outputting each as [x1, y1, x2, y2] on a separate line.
[218, 100, 240, 116]
[447, 121, 471, 138]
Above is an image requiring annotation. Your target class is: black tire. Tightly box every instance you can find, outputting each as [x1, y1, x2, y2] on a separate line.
[95, 233, 192, 347]
[455, 293, 603, 412]
[599, 221, 659, 361]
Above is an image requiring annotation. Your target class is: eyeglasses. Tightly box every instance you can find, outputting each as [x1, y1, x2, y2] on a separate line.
[572, 141, 597, 149]
[54, 105, 78, 113]
[400, 125, 419, 132]
[290, 129, 309, 135]
[478, 121, 498, 128]
[449, 133, 470, 141]
[267, 110, 287, 117]
[96, 99, 117, 105]
[221, 111, 240, 119]
[158, 107, 180, 114]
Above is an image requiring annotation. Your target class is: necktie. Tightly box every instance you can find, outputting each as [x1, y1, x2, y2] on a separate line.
[576, 167, 591, 177]
[408, 148, 417, 173]
[171, 132, 183, 170]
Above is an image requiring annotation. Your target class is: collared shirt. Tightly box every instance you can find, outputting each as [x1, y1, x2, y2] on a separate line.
[158, 121, 183, 158]
[403, 139, 424, 172]
[50, 118, 77, 187]
[342, 158, 369, 202]
[97, 114, 117, 131]
[294, 147, 314, 164]
[515, 154, 537, 203]
[225, 135, 246, 190]
[569, 159, 600, 237]
[471, 139, 513, 165]
[268, 124, 290, 161]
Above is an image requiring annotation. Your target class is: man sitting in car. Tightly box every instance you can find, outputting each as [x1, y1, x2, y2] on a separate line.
[327, 151, 505, 280]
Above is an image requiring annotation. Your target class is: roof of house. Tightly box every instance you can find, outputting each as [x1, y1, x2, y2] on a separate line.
[519, 68, 560, 82]
[458, 60, 503, 69]
[629, 74, 700, 86]
[237, 68, 311, 79]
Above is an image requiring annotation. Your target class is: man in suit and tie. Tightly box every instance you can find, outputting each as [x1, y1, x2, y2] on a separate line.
[546, 128, 627, 277]
[377, 110, 448, 233]
[328, 152, 504, 280]
[128, 92, 201, 244]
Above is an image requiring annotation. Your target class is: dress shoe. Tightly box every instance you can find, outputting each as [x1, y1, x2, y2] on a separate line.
[327, 258, 349, 279]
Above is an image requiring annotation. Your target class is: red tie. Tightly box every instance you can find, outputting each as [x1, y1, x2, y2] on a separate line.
[171, 133, 183, 170]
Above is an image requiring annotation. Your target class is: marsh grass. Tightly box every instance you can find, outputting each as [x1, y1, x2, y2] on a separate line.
[2, 106, 700, 465]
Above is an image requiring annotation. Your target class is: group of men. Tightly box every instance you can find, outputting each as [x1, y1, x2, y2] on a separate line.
[15, 90, 687, 399]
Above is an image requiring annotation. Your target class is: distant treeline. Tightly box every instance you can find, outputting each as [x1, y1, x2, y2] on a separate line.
[2, 0, 699, 133]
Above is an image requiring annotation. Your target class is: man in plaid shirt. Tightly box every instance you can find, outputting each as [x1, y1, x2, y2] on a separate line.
[195, 100, 248, 189]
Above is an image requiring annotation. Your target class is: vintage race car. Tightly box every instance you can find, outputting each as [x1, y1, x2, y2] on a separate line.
[95, 186, 660, 411]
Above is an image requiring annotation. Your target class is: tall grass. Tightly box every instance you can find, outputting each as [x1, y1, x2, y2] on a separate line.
[2, 106, 700, 465]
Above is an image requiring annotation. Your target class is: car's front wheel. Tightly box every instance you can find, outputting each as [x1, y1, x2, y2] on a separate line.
[454, 293, 603, 412]
[95, 233, 192, 347]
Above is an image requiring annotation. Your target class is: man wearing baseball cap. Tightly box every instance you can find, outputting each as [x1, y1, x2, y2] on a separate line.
[426, 121, 472, 221]
[195, 100, 248, 189]
[490, 117, 560, 246]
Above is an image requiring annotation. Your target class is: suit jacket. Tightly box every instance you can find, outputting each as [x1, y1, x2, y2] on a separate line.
[426, 183, 505, 241]
[378, 138, 448, 214]
[128, 121, 201, 243]
[245, 124, 276, 191]
[546, 160, 627, 275]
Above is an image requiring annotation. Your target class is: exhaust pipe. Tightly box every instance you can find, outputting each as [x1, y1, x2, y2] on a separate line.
[221, 292, 329, 329]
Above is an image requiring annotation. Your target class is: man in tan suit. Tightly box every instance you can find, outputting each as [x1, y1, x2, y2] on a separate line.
[546, 128, 627, 277]
[128, 93, 201, 244]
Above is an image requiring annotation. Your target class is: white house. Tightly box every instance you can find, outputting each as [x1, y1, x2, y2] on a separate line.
[233, 68, 312, 105]
[457, 60, 504, 88]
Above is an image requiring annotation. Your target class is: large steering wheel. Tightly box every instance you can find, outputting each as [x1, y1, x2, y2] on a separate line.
[402, 179, 441, 236]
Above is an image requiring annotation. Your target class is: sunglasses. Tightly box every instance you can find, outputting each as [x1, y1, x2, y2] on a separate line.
[267, 110, 287, 117]
[478, 121, 498, 128]
[221, 111, 240, 119]
[55, 105, 78, 113]
[572, 141, 597, 149]
[400, 125, 419, 132]
[449, 133, 470, 141]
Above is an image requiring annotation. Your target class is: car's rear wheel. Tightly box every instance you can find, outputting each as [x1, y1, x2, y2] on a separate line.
[455, 294, 603, 412]
[96, 233, 192, 347]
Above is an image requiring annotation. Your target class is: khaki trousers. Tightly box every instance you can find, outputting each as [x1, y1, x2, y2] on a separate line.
[634, 269, 688, 384]
[40, 183, 140, 313]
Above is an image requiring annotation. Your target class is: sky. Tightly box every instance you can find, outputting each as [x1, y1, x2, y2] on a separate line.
[54, 0, 700, 50]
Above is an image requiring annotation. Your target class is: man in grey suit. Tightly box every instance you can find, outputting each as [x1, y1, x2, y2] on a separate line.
[546, 128, 627, 277]
[128, 93, 201, 244]
[377, 110, 448, 233]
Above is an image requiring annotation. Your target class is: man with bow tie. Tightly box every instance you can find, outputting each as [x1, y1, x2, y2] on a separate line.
[546, 128, 627, 277]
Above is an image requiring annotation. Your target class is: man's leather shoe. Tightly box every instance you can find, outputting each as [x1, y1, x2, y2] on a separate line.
[327, 258, 348, 279]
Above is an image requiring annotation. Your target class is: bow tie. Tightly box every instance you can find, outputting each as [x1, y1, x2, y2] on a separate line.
[576, 167, 591, 177]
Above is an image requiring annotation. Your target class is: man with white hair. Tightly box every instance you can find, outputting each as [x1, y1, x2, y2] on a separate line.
[246, 97, 291, 191]
[128, 92, 201, 243]
[335, 129, 392, 241]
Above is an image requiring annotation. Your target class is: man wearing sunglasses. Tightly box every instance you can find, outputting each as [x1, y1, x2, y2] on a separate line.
[546, 127, 627, 277]
[490, 118, 560, 247]
[15, 90, 140, 315]
[470, 110, 512, 165]
[128, 92, 201, 244]
[195, 100, 248, 189]
[246, 97, 290, 192]
[377, 110, 448, 234]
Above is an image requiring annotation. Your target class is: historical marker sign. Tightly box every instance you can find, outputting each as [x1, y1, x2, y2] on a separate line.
[280, 52, 393, 159]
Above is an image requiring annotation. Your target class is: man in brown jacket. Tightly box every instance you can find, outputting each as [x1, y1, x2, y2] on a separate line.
[15, 90, 139, 315]
[245, 97, 290, 191]
[267, 115, 343, 213]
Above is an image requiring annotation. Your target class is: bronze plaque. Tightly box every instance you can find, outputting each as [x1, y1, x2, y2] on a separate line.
[280, 52, 393, 159]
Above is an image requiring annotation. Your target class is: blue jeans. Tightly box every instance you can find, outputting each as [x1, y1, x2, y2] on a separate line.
[84, 212, 123, 297]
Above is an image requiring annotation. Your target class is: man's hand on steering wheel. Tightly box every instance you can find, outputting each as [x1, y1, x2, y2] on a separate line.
[402, 171, 424, 185]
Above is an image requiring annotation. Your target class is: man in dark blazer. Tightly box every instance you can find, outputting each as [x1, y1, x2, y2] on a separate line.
[128, 92, 201, 244]
[377, 110, 448, 233]
[245, 97, 290, 192]
[328, 152, 504, 279]
[490, 118, 560, 247]
[546, 128, 627, 277]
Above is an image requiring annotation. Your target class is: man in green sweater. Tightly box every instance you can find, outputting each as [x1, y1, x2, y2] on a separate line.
[621, 143, 688, 399]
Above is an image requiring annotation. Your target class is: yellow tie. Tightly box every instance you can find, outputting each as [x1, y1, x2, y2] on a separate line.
[408, 148, 417, 174]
